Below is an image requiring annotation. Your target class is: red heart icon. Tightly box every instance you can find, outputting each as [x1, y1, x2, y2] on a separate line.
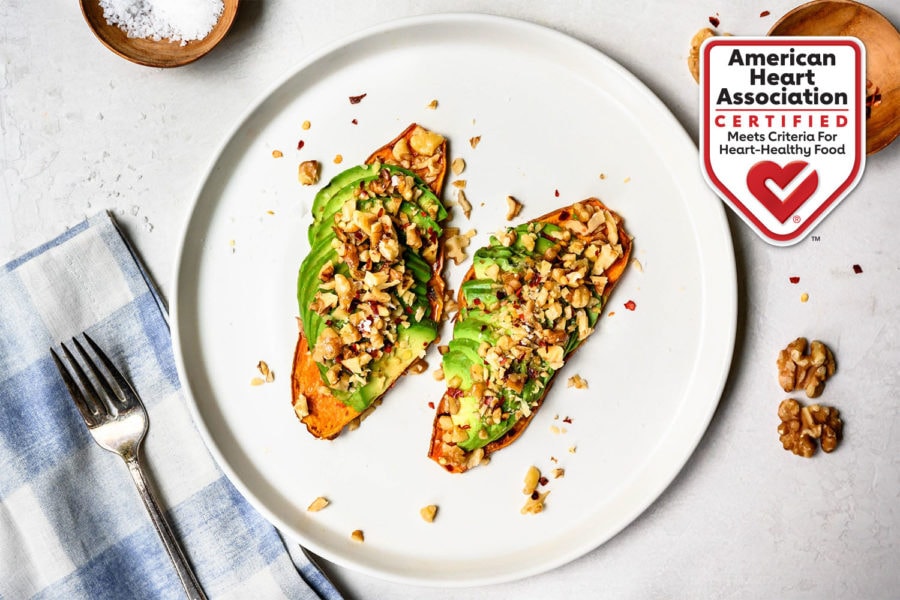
[746, 161, 819, 223]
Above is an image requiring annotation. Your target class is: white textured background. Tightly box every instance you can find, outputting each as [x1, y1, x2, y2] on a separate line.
[2, 1, 898, 598]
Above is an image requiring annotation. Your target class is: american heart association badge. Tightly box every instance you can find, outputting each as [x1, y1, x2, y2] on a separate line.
[699, 37, 865, 246]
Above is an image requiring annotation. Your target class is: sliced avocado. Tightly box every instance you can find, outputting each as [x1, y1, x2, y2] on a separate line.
[332, 320, 438, 412]
[310, 164, 381, 231]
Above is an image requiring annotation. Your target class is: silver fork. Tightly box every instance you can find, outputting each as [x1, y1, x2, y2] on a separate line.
[51, 334, 207, 600]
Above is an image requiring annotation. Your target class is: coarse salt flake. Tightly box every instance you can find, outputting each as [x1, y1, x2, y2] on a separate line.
[99, 0, 224, 45]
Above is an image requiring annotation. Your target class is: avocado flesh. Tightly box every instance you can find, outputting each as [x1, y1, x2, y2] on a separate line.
[442, 222, 604, 452]
[298, 164, 444, 413]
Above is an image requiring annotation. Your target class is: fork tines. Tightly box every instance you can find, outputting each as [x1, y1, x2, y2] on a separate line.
[51, 334, 137, 426]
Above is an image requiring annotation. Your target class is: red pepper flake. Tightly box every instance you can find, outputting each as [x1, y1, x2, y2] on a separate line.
[789, 276, 800, 284]
[759, 10, 770, 17]
[351, 118, 358, 125]
[349, 93, 367, 104]
[624, 300, 636, 311]
[554, 189, 560, 197]
[538, 476, 549, 486]
[427, 401, 435, 409]
[297, 140, 305, 150]
[563, 416, 573, 424]
[709, 14, 720, 28]
[852, 264, 863, 274]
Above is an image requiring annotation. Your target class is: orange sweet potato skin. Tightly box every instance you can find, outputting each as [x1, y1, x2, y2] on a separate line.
[428, 198, 632, 472]
[291, 124, 447, 439]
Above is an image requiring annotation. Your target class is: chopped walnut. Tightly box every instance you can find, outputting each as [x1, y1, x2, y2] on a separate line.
[777, 337, 836, 398]
[469, 136, 481, 149]
[444, 228, 475, 265]
[307, 496, 329, 512]
[522, 465, 541, 495]
[350, 529, 364, 542]
[298, 160, 320, 185]
[451, 157, 466, 175]
[420, 505, 438, 522]
[521, 491, 550, 515]
[408, 357, 428, 375]
[778, 398, 843, 457]
[456, 190, 472, 218]
[293, 393, 309, 418]
[271, 149, 283, 158]
[426, 99, 438, 110]
[505, 196, 523, 221]
[688, 27, 716, 83]
[257, 360, 275, 383]
[567, 374, 588, 389]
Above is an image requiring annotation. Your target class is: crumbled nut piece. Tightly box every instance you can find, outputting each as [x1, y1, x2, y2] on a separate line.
[452, 180, 466, 189]
[257, 360, 275, 383]
[444, 228, 474, 265]
[631, 258, 643, 272]
[426, 99, 438, 110]
[551, 468, 565, 479]
[409, 128, 445, 157]
[250, 377, 265, 386]
[307, 496, 329, 512]
[408, 357, 428, 375]
[800, 292, 809, 303]
[777, 337, 836, 398]
[420, 505, 438, 522]
[567, 374, 588, 389]
[294, 393, 309, 419]
[350, 529, 364, 542]
[469, 136, 481, 149]
[521, 491, 550, 515]
[333, 154, 343, 164]
[298, 160, 321, 185]
[505, 196, 523, 221]
[777, 398, 843, 457]
[451, 157, 466, 175]
[457, 190, 472, 218]
[432, 366, 444, 381]
[272, 149, 283, 158]
[688, 27, 716, 83]
[523, 465, 541, 495]
[301, 120, 311, 130]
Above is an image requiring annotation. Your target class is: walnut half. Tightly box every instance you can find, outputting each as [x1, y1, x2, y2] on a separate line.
[777, 398, 843, 457]
[777, 337, 836, 398]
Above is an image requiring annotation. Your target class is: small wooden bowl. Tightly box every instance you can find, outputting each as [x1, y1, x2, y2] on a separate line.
[768, 0, 900, 155]
[81, 0, 240, 68]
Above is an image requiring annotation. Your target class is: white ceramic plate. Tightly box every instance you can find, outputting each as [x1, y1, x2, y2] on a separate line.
[173, 13, 737, 587]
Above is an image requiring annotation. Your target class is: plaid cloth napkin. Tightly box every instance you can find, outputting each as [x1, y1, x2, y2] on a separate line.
[0, 213, 340, 600]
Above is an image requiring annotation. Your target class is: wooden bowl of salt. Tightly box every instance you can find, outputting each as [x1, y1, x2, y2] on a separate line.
[769, 0, 900, 154]
[81, 0, 239, 68]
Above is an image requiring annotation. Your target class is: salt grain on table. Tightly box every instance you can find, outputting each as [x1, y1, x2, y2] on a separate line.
[99, 0, 224, 45]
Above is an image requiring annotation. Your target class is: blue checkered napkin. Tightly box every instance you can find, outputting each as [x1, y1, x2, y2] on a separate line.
[0, 213, 341, 600]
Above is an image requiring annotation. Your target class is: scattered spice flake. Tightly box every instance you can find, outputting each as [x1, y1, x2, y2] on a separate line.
[349, 93, 367, 104]
[852, 264, 863, 274]
[426, 99, 438, 109]
[266, 210, 275, 216]
[427, 401, 435, 409]
[709, 14, 720, 28]
[297, 140, 305, 151]
[789, 276, 800, 284]
[563, 416, 573, 424]
[550, 456, 558, 463]
[599, 173, 606, 180]
[271, 149, 283, 158]
[469, 135, 481, 149]
[333, 154, 343, 164]
[351, 118, 358, 125]
[760, 10, 770, 17]
[608, 311, 616, 317]
[624, 300, 637, 311]
[800, 292, 809, 303]
[301, 120, 311, 130]
[554, 189, 560, 197]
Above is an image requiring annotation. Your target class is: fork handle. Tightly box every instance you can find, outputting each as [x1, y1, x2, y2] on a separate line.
[126, 455, 208, 600]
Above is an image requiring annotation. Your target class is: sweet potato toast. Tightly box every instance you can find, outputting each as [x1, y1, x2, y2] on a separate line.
[428, 198, 631, 472]
[291, 124, 448, 439]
